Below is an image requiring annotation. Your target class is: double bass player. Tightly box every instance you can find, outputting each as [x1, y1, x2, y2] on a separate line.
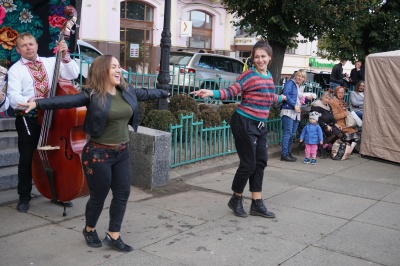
[7, 32, 79, 213]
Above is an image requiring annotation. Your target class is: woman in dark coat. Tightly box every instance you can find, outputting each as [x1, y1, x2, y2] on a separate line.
[311, 91, 344, 144]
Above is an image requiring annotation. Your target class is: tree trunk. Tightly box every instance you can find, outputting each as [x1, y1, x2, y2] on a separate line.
[268, 41, 287, 86]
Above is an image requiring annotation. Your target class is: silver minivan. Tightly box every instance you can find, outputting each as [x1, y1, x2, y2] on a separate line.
[168, 51, 244, 91]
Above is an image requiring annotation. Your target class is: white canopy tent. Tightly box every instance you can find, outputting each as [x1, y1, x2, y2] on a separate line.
[360, 50, 400, 163]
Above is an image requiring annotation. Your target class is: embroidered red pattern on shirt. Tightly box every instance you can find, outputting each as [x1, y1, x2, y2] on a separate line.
[26, 60, 49, 97]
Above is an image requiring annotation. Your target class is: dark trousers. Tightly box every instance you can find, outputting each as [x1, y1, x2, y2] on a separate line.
[15, 116, 41, 202]
[81, 142, 131, 232]
[230, 112, 268, 194]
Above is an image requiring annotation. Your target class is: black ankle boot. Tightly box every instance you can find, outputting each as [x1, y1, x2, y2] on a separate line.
[250, 199, 275, 218]
[228, 194, 247, 217]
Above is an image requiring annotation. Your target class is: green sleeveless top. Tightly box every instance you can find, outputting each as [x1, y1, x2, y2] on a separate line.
[90, 90, 133, 144]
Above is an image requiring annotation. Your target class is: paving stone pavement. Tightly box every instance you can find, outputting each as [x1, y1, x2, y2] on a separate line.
[0, 152, 399, 266]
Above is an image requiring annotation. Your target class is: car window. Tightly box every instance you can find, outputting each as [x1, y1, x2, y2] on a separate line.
[306, 73, 314, 83]
[79, 45, 101, 62]
[230, 59, 243, 74]
[214, 57, 232, 72]
[198, 55, 212, 69]
[170, 54, 193, 66]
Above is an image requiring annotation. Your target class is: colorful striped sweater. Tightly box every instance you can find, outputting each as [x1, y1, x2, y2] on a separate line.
[213, 68, 283, 122]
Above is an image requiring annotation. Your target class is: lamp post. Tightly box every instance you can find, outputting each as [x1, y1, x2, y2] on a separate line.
[157, 0, 171, 110]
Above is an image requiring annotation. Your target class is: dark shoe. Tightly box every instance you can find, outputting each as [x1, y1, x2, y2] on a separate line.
[83, 228, 102, 248]
[288, 153, 297, 161]
[227, 193, 248, 217]
[51, 200, 73, 207]
[280, 155, 296, 162]
[17, 201, 29, 213]
[102, 233, 133, 252]
[249, 199, 275, 219]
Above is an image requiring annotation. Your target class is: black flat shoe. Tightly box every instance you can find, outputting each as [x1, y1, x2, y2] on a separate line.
[102, 233, 133, 252]
[17, 201, 29, 213]
[280, 155, 296, 162]
[51, 200, 73, 207]
[83, 228, 102, 248]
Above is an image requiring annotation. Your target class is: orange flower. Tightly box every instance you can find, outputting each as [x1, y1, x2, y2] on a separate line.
[0, 27, 18, 50]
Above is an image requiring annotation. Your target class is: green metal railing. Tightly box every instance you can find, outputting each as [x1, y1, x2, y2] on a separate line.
[125, 67, 157, 89]
[169, 113, 236, 167]
[169, 113, 282, 168]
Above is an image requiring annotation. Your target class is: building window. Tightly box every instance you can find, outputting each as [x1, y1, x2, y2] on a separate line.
[121, 1, 152, 22]
[286, 47, 296, 54]
[186, 10, 212, 50]
[120, 1, 154, 72]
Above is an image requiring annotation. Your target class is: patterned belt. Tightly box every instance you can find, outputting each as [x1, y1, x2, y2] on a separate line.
[89, 142, 128, 151]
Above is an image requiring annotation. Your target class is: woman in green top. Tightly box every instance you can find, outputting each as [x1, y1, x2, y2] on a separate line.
[19, 55, 168, 252]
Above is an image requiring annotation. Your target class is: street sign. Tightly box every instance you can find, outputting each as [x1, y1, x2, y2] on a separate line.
[180, 21, 192, 37]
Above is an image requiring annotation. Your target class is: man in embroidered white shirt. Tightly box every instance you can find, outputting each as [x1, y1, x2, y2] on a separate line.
[7, 32, 79, 213]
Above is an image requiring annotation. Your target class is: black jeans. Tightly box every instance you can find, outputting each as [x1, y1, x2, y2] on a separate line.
[15, 116, 41, 202]
[230, 112, 268, 194]
[81, 142, 131, 232]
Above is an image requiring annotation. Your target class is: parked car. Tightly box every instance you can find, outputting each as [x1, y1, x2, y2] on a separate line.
[166, 51, 244, 92]
[290, 69, 331, 90]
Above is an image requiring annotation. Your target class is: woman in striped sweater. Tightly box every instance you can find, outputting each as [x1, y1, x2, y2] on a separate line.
[191, 40, 285, 219]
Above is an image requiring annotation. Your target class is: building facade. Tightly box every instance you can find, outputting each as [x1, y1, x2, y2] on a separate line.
[79, 0, 353, 78]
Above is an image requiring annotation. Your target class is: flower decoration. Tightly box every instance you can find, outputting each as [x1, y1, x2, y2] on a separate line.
[0, 26, 18, 50]
[19, 8, 33, 23]
[48, 14, 66, 29]
[0, 6, 6, 24]
[0, 0, 17, 13]
[48, 1, 73, 51]
[0, 0, 73, 63]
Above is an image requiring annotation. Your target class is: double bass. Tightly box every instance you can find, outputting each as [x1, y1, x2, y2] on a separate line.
[32, 5, 88, 216]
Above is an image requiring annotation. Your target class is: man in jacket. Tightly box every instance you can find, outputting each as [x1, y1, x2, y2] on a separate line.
[330, 59, 347, 90]
[350, 61, 364, 87]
